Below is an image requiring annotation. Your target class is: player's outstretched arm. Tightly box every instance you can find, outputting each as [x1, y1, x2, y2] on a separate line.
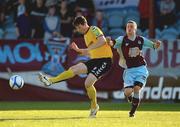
[70, 42, 79, 52]
[87, 35, 106, 50]
[153, 40, 161, 49]
[70, 42, 89, 56]
[143, 37, 161, 49]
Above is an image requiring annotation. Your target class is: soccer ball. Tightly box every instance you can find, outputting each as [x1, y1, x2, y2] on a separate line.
[9, 75, 24, 90]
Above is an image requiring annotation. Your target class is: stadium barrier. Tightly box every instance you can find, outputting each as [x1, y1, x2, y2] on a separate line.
[0, 38, 179, 101]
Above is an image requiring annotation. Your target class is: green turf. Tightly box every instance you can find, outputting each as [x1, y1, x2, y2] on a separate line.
[0, 102, 180, 127]
[0, 102, 180, 111]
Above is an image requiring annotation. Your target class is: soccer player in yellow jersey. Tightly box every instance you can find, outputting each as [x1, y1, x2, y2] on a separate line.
[39, 16, 113, 118]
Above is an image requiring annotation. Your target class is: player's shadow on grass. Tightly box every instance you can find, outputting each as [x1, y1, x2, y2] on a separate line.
[0, 116, 129, 121]
[0, 117, 87, 121]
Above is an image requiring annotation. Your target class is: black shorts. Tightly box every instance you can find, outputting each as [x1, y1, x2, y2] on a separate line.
[84, 58, 112, 78]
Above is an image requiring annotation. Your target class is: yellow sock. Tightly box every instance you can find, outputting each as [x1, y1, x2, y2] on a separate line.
[86, 85, 97, 109]
[49, 69, 75, 83]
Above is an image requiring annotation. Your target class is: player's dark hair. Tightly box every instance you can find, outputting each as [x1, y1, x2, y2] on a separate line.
[73, 16, 87, 27]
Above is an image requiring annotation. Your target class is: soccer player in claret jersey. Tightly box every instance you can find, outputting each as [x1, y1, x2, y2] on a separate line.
[39, 16, 113, 118]
[107, 20, 161, 117]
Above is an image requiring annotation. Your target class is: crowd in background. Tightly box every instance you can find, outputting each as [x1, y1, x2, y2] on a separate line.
[0, 0, 180, 40]
[0, 0, 94, 40]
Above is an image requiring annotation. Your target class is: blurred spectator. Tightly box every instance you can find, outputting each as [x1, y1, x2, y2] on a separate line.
[74, 0, 95, 13]
[174, 0, 180, 19]
[138, 0, 150, 31]
[0, 1, 6, 39]
[15, 0, 32, 39]
[92, 10, 108, 35]
[58, 0, 73, 38]
[73, 0, 95, 24]
[5, 0, 19, 15]
[0, 2, 6, 30]
[43, 0, 61, 41]
[75, 9, 83, 17]
[31, 0, 47, 39]
[159, 0, 176, 29]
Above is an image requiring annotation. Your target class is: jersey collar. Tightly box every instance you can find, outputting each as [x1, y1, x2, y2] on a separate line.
[84, 26, 90, 35]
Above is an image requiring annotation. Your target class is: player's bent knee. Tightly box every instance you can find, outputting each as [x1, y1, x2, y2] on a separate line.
[134, 81, 143, 88]
[85, 79, 96, 88]
[133, 81, 143, 92]
[85, 74, 97, 88]
[69, 67, 78, 75]
[124, 91, 132, 97]
[124, 88, 133, 96]
[134, 85, 142, 93]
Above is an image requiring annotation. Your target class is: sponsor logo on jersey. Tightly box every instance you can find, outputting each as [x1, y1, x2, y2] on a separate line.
[138, 40, 141, 44]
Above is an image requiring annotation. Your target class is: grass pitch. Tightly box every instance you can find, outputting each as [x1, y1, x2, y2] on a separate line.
[0, 102, 180, 127]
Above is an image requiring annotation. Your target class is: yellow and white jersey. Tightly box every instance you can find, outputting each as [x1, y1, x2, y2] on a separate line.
[84, 26, 113, 59]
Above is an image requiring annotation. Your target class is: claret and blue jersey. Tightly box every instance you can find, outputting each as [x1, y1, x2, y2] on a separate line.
[114, 35, 154, 87]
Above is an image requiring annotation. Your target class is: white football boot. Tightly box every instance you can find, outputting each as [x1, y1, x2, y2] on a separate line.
[38, 73, 52, 86]
[89, 104, 99, 118]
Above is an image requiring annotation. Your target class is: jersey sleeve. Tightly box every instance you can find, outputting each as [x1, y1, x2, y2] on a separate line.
[142, 36, 154, 49]
[91, 26, 104, 38]
[113, 36, 124, 49]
